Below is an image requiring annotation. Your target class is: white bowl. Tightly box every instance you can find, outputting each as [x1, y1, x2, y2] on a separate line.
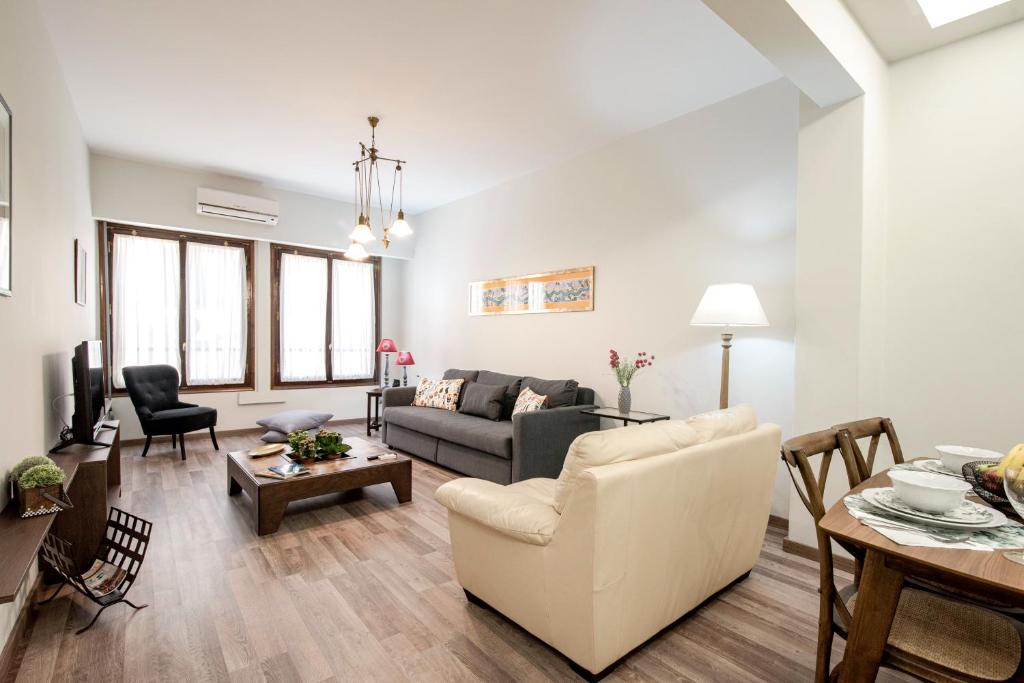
[934, 445, 1003, 474]
[888, 470, 971, 514]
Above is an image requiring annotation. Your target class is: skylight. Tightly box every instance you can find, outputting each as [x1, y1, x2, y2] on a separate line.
[916, 0, 1013, 27]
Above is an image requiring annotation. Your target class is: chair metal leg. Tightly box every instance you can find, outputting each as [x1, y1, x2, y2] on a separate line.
[209, 426, 219, 451]
[76, 604, 111, 635]
[34, 581, 66, 606]
[179, 434, 186, 461]
[122, 599, 148, 610]
[171, 434, 176, 448]
[140, 435, 152, 458]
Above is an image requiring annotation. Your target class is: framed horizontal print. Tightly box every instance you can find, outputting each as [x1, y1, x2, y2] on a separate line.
[469, 266, 594, 316]
[0, 91, 11, 297]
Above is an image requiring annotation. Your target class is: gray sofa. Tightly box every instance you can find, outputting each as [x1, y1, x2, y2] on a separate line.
[382, 369, 599, 484]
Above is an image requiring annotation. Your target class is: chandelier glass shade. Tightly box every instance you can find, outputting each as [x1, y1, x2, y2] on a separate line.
[346, 116, 413, 256]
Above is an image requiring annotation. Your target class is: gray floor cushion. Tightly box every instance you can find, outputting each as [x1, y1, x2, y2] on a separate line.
[257, 409, 333, 435]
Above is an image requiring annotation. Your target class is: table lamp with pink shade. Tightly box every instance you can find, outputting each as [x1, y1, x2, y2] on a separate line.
[376, 338, 398, 387]
[395, 351, 415, 387]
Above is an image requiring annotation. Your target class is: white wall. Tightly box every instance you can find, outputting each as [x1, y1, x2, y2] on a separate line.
[0, 0, 95, 654]
[405, 80, 799, 515]
[883, 20, 1024, 458]
[90, 155, 408, 439]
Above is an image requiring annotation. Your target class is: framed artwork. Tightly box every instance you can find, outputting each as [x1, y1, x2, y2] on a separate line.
[75, 239, 87, 306]
[469, 266, 594, 316]
[0, 91, 11, 297]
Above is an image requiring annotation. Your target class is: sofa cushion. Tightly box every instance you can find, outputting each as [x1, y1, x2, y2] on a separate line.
[512, 387, 547, 415]
[412, 377, 465, 411]
[522, 376, 579, 409]
[385, 406, 513, 459]
[257, 409, 333, 434]
[686, 404, 757, 443]
[476, 370, 523, 419]
[443, 368, 480, 383]
[458, 382, 505, 420]
[553, 420, 703, 513]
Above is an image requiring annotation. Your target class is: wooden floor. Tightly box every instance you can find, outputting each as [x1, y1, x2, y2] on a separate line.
[8, 422, 897, 682]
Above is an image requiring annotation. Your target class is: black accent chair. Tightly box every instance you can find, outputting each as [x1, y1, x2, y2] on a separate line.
[121, 365, 218, 460]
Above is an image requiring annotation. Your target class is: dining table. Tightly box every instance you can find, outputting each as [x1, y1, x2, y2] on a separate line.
[818, 463, 1024, 683]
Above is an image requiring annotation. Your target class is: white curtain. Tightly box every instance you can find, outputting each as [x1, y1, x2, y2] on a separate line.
[279, 252, 328, 381]
[331, 259, 375, 380]
[112, 234, 180, 388]
[186, 242, 247, 385]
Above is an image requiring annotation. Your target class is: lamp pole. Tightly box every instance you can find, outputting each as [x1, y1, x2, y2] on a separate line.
[719, 332, 733, 409]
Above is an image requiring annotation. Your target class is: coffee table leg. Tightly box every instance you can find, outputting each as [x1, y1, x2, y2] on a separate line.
[228, 475, 241, 496]
[838, 549, 903, 683]
[390, 461, 412, 503]
[256, 491, 288, 536]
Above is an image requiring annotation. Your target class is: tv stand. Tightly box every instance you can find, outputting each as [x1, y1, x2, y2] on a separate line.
[49, 436, 108, 453]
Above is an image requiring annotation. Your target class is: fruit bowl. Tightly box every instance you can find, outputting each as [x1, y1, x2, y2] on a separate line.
[962, 461, 1019, 519]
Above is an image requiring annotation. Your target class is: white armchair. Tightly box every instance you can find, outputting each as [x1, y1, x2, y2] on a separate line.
[436, 406, 782, 680]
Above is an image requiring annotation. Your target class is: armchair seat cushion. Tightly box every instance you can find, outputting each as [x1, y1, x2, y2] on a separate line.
[384, 406, 513, 459]
[435, 478, 559, 546]
[147, 405, 217, 434]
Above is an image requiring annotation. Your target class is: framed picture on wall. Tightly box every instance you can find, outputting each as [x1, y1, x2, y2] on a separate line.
[468, 266, 595, 316]
[0, 91, 11, 297]
[75, 239, 87, 306]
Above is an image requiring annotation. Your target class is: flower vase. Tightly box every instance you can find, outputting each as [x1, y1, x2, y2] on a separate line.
[617, 386, 632, 415]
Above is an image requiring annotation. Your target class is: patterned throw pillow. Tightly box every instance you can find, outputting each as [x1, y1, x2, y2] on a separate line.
[412, 377, 465, 411]
[512, 386, 548, 416]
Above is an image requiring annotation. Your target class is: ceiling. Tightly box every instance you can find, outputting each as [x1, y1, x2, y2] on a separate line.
[38, 0, 779, 214]
[844, 0, 1024, 62]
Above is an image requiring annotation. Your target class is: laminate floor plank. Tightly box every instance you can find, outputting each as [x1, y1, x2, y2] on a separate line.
[9, 422, 900, 682]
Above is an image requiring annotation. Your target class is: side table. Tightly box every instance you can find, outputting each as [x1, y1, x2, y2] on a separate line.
[578, 407, 670, 428]
[366, 387, 383, 437]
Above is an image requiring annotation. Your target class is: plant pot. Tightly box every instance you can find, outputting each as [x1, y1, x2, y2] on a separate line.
[16, 483, 72, 518]
[617, 386, 632, 415]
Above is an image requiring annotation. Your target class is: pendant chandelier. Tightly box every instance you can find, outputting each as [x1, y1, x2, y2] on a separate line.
[345, 116, 412, 260]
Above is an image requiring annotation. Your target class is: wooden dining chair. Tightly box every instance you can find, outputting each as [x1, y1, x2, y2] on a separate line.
[832, 417, 904, 483]
[783, 430, 1024, 683]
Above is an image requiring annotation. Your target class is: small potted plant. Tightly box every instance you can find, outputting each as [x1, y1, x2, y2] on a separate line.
[315, 430, 351, 460]
[11, 455, 71, 518]
[608, 349, 654, 415]
[287, 430, 318, 464]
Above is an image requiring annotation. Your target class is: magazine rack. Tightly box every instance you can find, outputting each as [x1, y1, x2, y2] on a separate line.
[37, 507, 152, 634]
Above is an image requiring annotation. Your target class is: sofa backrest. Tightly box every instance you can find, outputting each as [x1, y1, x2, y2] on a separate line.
[553, 405, 757, 513]
[445, 368, 594, 416]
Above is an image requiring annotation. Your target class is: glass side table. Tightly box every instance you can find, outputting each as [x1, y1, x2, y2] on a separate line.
[579, 407, 670, 427]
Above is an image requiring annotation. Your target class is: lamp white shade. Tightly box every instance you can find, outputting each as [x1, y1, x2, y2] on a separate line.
[690, 283, 769, 327]
[344, 241, 369, 260]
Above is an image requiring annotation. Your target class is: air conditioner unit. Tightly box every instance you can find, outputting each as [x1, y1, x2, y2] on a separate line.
[196, 188, 279, 225]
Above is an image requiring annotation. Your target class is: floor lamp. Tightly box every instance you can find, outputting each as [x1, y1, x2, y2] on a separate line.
[690, 283, 769, 409]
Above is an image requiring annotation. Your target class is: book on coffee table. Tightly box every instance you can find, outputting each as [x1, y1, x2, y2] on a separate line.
[257, 462, 310, 480]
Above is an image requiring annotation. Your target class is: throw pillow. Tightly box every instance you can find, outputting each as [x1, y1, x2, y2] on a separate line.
[522, 376, 579, 408]
[256, 409, 333, 435]
[512, 387, 548, 416]
[412, 377, 465, 411]
[476, 370, 524, 420]
[458, 382, 505, 420]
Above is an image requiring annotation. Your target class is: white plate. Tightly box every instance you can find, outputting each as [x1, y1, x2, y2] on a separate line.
[918, 459, 965, 478]
[868, 486, 991, 523]
[862, 488, 1007, 530]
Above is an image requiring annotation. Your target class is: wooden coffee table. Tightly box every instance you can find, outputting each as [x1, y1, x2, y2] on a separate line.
[227, 437, 411, 535]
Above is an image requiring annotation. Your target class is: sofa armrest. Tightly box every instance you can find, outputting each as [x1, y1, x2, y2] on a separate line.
[383, 386, 416, 409]
[435, 478, 559, 546]
[512, 404, 600, 481]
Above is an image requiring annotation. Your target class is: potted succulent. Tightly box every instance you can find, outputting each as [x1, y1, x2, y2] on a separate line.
[315, 431, 351, 459]
[10, 455, 71, 518]
[608, 349, 654, 415]
[287, 430, 318, 464]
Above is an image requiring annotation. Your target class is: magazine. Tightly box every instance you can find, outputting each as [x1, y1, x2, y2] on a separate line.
[257, 462, 311, 480]
[82, 559, 127, 598]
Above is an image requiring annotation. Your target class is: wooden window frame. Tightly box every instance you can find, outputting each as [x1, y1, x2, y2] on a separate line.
[99, 221, 256, 396]
[270, 243, 382, 390]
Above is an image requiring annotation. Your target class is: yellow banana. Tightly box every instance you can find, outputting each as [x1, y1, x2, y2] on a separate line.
[996, 444, 1024, 478]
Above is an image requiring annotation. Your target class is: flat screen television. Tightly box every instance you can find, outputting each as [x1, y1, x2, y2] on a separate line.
[52, 340, 109, 451]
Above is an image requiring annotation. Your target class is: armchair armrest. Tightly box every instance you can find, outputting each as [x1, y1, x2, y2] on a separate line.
[435, 478, 559, 546]
[512, 404, 600, 481]
[136, 407, 153, 421]
[174, 401, 198, 409]
[383, 386, 416, 409]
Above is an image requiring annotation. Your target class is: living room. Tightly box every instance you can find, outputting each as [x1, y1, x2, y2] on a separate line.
[2, 0, 1023, 681]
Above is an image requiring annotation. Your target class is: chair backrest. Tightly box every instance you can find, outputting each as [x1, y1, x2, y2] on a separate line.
[780, 429, 862, 630]
[121, 364, 181, 416]
[833, 417, 905, 483]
